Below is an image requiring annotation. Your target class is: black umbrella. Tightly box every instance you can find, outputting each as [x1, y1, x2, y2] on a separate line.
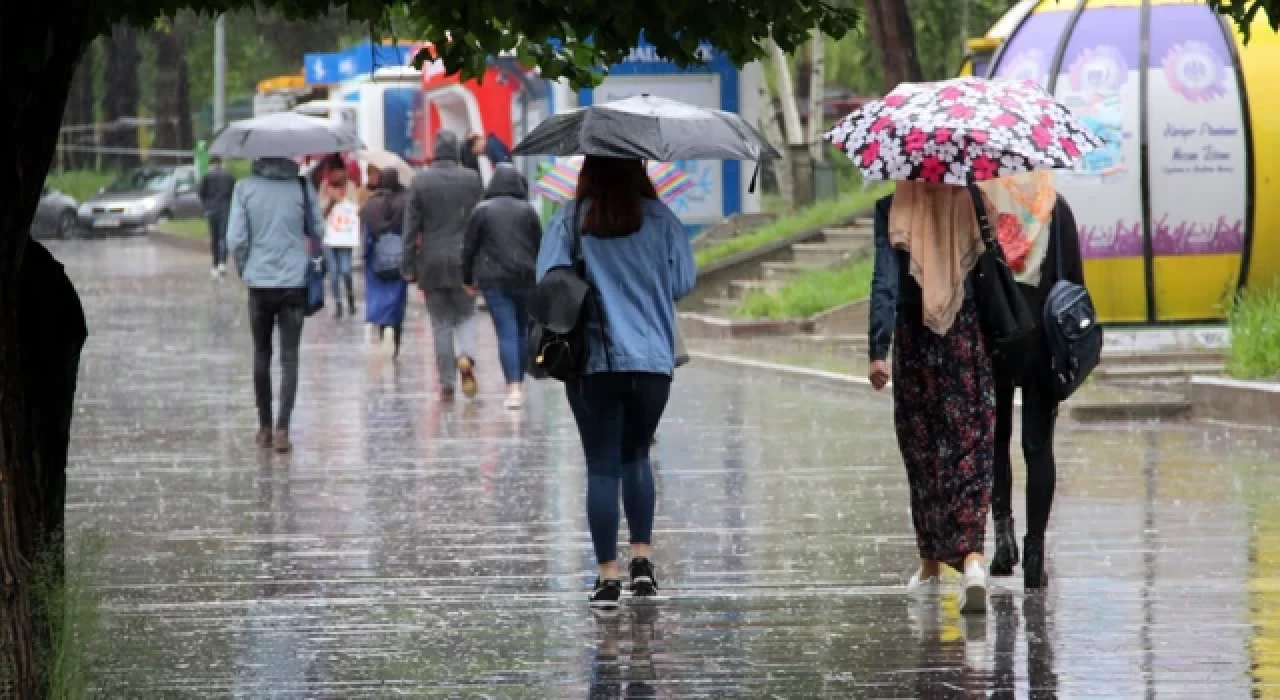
[513, 94, 780, 162]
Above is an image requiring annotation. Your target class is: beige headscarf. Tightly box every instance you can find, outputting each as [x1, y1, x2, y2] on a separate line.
[978, 171, 1056, 286]
[889, 181, 986, 336]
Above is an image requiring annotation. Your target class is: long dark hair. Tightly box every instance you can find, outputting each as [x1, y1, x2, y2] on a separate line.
[576, 156, 658, 237]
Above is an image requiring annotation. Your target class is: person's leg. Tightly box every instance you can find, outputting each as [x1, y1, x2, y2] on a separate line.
[274, 290, 306, 444]
[326, 247, 343, 316]
[339, 249, 355, 309]
[425, 293, 458, 394]
[208, 215, 221, 269]
[511, 288, 531, 380]
[618, 374, 671, 594]
[449, 290, 480, 397]
[991, 375, 1019, 576]
[566, 375, 627, 582]
[247, 290, 275, 440]
[214, 209, 229, 266]
[1021, 369, 1059, 588]
[483, 289, 521, 385]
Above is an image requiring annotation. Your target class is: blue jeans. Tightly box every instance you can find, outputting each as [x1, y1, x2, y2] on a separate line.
[566, 372, 671, 564]
[483, 288, 530, 384]
[326, 247, 354, 302]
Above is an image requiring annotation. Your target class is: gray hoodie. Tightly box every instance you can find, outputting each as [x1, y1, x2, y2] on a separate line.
[403, 131, 485, 290]
[227, 158, 324, 289]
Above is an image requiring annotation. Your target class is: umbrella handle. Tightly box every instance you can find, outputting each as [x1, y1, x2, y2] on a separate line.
[748, 162, 760, 194]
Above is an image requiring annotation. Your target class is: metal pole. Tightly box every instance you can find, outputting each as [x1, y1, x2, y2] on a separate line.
[214, 14, 227, 132]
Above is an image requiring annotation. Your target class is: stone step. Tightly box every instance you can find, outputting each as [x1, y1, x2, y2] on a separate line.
[1094, 362, 1225, 380]
[790, 241, 873, 267]
[703, 296, 742, 311]
[728, 278, 785, 300]
[761, 260, 823, 282]
[820, 226, 873, 244]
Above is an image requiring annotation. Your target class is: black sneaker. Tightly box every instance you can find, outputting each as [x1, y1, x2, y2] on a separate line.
[589, 579, 623, 609]
[629, 558, 660, 600]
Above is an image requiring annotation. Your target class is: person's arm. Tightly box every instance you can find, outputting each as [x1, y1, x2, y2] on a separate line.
[402, 185, 422, 280]
[535, 207, 573, 282]
[868, 197, 900, 363]
[1055, 195, 1086, 287]
[460, 207, 485, 287]
[198, 175, 210, 207]
[667, 210, 697, 301]
[305, 183, 325, 251]
[226, 184, 250, 274]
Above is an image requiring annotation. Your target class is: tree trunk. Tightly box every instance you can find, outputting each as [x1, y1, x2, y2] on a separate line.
[0, 6, 93, 696]
[61, 51, 96, 171]
[104, 23, 141, 169]
[757, 57, 795, 210]
[865, 0, 924, 93]
[768, 40, 805, 148]
[806, 28, 826, 162]
[152, 28, 194, 154]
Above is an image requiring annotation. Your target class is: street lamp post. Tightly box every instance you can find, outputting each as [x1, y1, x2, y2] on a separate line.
[214, 14, 226, 132]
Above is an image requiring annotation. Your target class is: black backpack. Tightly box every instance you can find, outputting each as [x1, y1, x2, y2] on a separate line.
[527, 206, 608, 382]
[1043, 205, 1102, 400]
[968, 185, 1037, 365]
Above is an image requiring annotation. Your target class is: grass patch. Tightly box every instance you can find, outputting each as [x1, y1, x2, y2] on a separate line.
[696, 184, 889, 268]
[156, 218, 209, 240]
[45, 171, 114, 203]
[1227, 286, 1280, 380]
[735, 257, 874, 319]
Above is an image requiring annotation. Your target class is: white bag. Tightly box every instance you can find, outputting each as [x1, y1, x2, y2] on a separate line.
[324, 199, 361, 248]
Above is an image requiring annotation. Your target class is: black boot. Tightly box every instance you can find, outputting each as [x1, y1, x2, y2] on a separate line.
[990, 516, 1019, 576]
[344, 276, 356, 315]
[1023, 535, 1047, 590]
[333, 299, 343, 319]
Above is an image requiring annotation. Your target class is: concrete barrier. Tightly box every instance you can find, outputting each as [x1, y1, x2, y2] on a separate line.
[1190, 376, 1280, 428]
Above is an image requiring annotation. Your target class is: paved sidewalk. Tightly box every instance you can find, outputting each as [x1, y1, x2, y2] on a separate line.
[55, 238, 1280, 697]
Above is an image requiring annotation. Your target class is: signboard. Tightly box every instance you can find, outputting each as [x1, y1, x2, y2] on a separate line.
[305, 42, 413, 86]
[383, 87, 425, 163]
[579, 37, 741, 228]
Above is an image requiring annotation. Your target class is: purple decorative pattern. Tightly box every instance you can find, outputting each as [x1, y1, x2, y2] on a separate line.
[1152, 215, 1244, 255]
[1078, 219, 1146, 259]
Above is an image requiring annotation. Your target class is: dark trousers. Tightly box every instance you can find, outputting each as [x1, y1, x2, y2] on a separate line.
[993, 359, 1059, 541]
[567, 372, 671, 565]
[482, 288, 530, 384]
[248, 288, 306, 431]
[208, 208, 229, 266]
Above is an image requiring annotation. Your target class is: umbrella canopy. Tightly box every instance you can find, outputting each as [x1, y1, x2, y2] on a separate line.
[359, 149, 416, 186]
[825, 77, 1104, 185]
[210, 111, 364, 159]
[514, 95, 780, 162]
[532, 157, 695, 204]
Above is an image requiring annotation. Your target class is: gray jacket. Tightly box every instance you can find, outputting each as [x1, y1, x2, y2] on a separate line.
[461, 164, 542, 289]
[227, 158, 324, 289]
[403, 131, 485, 290]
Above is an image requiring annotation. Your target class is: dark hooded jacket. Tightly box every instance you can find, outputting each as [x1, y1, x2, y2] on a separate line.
[403, 131, 485, 290]
[360, 168, 408, 237]
[461, 164, 543, 289]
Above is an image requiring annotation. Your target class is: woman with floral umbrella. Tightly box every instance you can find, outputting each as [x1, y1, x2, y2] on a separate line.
[828, 77, 1100, 612]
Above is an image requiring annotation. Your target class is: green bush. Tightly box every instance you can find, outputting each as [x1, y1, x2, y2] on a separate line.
[696, 183, 890, 268]
[45, 171, 115, 204]
[735, 257, 875, 319]
[1227, 286, 1280, 380]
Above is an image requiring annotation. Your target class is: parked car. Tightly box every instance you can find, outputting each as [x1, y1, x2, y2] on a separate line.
[33, 183, 79, 239]
[77, 165, 203, 234]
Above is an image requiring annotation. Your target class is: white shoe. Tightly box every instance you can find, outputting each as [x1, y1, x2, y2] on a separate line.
[211, 268, 221, 280]
[503, 389, 523, 410]
[218, 262, 227, 275]
[960, 560, 987, 614]
[906, 569, 941, 596]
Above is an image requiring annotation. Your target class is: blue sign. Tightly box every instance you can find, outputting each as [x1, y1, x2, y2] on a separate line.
[383, 87, 425, 163]
[304, 42, 413, 85]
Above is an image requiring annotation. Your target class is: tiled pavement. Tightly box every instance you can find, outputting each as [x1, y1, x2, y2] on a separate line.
[54, 237, 1280, 697]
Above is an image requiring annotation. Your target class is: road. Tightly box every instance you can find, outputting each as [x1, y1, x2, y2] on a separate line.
[53, 237, 1280, 697]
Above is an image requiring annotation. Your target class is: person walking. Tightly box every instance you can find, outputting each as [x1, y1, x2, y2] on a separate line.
[359, 163, 381, 208]
[461, 163, 542, 409]
[199, 157, 236, 279]
[226, 157, 324, 454]
[867, 181, 997, 614]
[403, 131, 485, 400]
[536, 156, 697, 609]
[980, 172, 1085, 590]
[322, 170, 359, 318]
[361, 167, 410, 357]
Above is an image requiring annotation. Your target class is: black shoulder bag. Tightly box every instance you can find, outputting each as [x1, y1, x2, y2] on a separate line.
[967, 184, 1036, 364]
[1042, 202, 1102, 400]
[527, 205, 609, 382]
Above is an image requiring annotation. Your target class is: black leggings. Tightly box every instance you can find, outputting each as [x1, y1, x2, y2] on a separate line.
[993, 364, 1058, 540]
[249, 288, 306, 431]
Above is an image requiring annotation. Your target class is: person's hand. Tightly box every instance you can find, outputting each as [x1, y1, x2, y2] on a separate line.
[869, 360, 891, 391]
[463, 285, 478, 297]
[402, 272, 415, 283]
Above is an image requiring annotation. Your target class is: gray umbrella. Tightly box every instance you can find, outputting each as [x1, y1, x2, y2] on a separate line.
[210, 111, 364, 158]
[513, 95, 780, 161]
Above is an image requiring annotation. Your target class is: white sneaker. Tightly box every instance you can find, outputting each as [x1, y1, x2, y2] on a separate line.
[217, 262, 227, 276]
[960, 560, 987, 614]
[503, 389, 523, 410]
[906, 569, 941, 596]
[211, 268, 221, 280]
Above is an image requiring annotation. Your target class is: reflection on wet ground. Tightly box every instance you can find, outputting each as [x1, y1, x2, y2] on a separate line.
[56, 238, 1280, 697]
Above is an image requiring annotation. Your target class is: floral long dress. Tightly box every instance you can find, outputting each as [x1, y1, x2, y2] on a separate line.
[892, 298, 996, 571]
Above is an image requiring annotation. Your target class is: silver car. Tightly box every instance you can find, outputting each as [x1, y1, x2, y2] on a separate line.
[33, 183, 80, 239]
[77, 165, 204, 234]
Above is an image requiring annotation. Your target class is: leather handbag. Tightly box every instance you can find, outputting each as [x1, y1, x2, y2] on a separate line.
[967, 184, 1036, 363]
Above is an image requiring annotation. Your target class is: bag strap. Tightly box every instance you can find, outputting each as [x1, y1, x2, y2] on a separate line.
[1053, 196, 1065, 282]
[966, 184, 999, 252]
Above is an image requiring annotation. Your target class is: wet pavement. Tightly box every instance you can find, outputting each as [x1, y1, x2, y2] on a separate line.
[55, 237, 1280, 697]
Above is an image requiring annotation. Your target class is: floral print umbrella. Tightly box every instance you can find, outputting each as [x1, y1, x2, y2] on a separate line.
[824, 77, 1105, 185]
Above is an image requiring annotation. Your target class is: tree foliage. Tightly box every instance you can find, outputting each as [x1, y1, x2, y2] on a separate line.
[1209, 0, 1280, 39]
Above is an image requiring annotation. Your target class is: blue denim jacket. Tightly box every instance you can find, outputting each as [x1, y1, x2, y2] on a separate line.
[536, 199, 696, 376]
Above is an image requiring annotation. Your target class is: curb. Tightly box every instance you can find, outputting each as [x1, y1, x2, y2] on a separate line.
[1189, 375, 1280, 429]
[149, 231, 207, 253]
[690, 350, 875, 390]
